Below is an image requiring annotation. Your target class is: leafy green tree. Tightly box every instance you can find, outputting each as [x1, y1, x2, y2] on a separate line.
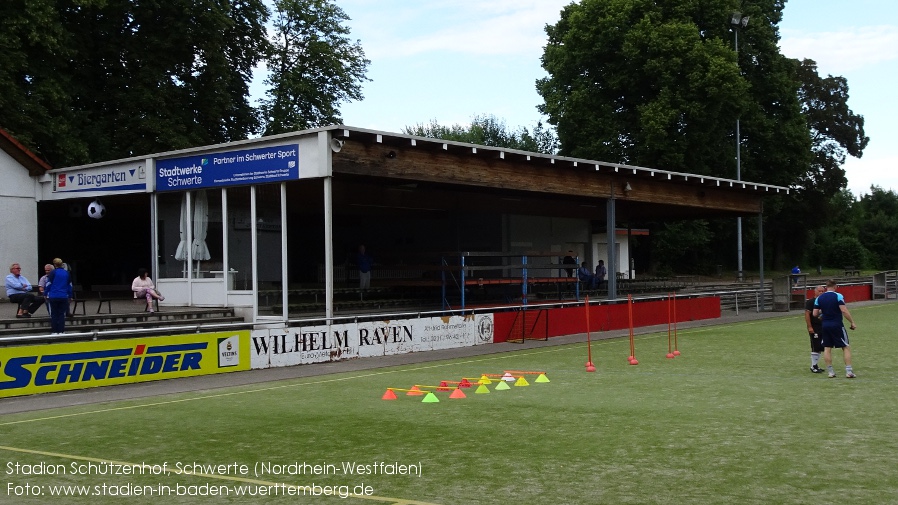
[0, 0, 96, 164]
[650, 220, 713, 275]
[0, 0, 269, 166]
[404, 114, 559, 154]
[259, 0, 370, 135]
[795, 59, 869, 198]
[856, 186, 898, 269]
[536, 0, 871, 272]
[776, 59, 869, 267]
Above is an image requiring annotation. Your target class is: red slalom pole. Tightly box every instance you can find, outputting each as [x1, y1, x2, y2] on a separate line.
[666, 293, 675, 358]
[585, 296, 596, 372]
[627, 295, 638, 365]
[672, 292, 681, 356]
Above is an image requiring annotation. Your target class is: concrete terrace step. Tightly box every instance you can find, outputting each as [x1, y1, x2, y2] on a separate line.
[0, 307, 244, 339]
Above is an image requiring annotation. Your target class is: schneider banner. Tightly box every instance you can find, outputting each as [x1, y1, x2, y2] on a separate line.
[0, 331, 250, 398]
[251, 314, 495, 369]
[156, 144, 299, 191]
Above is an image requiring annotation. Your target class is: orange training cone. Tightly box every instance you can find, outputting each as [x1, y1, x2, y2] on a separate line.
[382, 389, 398, 400]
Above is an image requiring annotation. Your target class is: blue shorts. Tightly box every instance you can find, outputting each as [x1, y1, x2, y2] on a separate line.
[821, 325, 850, 348]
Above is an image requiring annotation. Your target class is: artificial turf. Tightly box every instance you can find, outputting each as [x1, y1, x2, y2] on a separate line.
[2, 301, 897, 504]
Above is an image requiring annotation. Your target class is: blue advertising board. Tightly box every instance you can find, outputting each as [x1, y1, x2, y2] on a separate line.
[155, 144, 299, 191]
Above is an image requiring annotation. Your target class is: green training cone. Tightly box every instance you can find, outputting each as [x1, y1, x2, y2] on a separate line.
[495, 381, 511, 390]
[422, 392, 440, 403]
[535, 373, 550, 383]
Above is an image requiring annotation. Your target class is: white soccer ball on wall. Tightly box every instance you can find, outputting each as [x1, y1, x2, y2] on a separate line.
[87, 199, 106, 219]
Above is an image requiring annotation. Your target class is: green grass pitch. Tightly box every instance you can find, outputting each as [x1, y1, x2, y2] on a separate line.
[3, 301, 898, 504]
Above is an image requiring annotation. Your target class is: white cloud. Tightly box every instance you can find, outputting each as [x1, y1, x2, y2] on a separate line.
[341, 1, 569, 59]
[844, 154, 898, 196]
[779, 25, 898, 73]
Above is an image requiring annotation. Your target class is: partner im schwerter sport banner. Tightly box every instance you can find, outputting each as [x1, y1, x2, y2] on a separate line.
[0, 331, 251, 398]
[250, 313, 495, 369]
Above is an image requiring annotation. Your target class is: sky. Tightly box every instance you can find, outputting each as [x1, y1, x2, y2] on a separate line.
[257, 0, 898, 197]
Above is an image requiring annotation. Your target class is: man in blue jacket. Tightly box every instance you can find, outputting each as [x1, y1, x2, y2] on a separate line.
[45, 258, 73, 334]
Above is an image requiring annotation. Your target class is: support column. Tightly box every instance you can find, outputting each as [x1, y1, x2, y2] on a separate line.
[324, 176, 334, 320]
[758, 211, 765, 311]
[607, 186, 617, 300]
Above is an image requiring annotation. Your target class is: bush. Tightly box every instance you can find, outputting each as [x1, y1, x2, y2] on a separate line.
[822, 236, 870, 269]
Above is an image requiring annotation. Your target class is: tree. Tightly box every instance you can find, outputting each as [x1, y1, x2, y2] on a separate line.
[769, 59, 869, 268]
[404, 114, 559, 154]
[259, 0, 370, 135]
[856, 186, 898, 269]
[535, 0, 874, 272]
[0, 0, 97, 164]
[794, 59, 869, 198]
[0, 0, 270, 166]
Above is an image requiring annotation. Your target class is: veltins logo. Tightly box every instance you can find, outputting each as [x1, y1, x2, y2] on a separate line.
[218, 335, 240, 367]
[476, 315, 494, 343]
[57, 173, 67, 188]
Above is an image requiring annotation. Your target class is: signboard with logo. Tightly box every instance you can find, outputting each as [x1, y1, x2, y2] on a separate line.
[155, 144, 299, 191]
[0, 331, 250, 398]
[250, 314, 495, 369]
[53, 163, 147, 194]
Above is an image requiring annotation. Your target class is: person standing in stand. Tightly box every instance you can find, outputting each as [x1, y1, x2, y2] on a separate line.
[562, 251, 576, 278]
[45, 258, 73, 334]
[357, 245, 373, 290]
[804, 285, 826, 373]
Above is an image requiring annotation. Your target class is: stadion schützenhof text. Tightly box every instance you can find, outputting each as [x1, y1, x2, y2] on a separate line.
[5, 460, 422, 499]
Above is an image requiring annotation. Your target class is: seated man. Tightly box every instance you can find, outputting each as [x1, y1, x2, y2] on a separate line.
[594, 260, 607, 289]
[6, 262, 44, 318]
[578, 261, 596, 289]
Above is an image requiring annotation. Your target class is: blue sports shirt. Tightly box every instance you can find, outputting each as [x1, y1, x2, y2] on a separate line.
[814, 291, 845, 326]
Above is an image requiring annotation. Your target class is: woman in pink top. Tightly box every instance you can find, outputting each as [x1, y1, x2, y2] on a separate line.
[132, 268, 164, 312]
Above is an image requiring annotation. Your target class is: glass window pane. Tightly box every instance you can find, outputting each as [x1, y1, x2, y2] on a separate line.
[227, 186, 253, 290]
[256, 184, 283, 315]
[157, 192, 187, 279]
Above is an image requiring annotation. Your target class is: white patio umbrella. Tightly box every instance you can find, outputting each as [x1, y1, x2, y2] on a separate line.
[192, 190, 211, 276]
[174, 193, 189, 263]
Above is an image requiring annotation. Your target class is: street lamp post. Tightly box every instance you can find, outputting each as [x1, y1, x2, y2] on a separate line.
[731, 12, 749, 281]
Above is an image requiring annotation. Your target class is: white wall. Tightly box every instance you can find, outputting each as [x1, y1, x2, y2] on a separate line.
[592, 232, 632, 279]
[0, 149, 40, 294]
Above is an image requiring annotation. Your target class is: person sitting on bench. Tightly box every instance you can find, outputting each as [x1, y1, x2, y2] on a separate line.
[132, 268, 164, 312]
[578, 261, 597, 290]
[6, 262, 44, 318]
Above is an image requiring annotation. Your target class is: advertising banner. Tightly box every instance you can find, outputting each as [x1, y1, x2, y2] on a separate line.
[155, 144, 299, 191]
[0, 331, 250, 398]
[53, 163, 146, 194]
[250, 314, 495, 369]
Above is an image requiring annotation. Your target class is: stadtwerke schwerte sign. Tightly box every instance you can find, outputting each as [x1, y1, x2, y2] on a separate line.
[155, 144, 300, 191]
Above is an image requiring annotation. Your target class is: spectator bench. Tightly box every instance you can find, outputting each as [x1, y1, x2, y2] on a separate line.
[72, 284, 157, 315]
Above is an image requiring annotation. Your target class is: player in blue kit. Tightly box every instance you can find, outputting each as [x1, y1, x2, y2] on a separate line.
[813, 279, 858, 378]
